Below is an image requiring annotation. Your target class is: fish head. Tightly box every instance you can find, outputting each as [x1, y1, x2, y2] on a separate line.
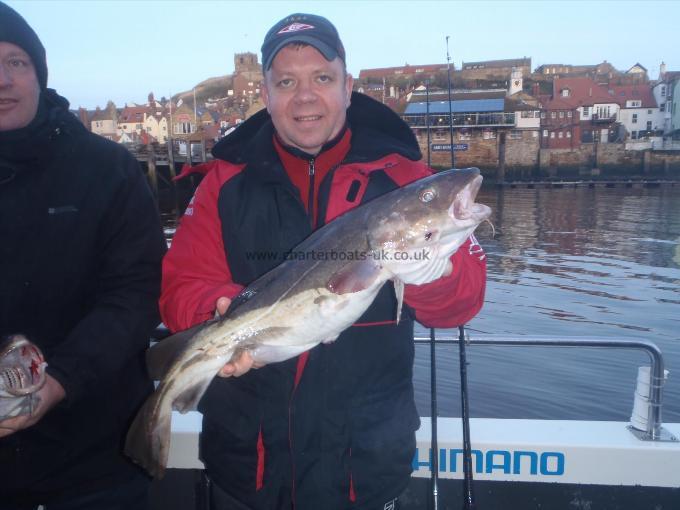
[367, 167, 491, 269]
[0, 334, 47, 397]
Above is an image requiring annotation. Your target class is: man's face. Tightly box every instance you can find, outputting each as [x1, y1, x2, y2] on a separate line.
[0, 42, 40, 132]
[262, 44, 353, 156]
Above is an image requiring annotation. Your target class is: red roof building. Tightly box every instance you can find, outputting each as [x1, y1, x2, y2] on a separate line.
[539, 96, 581, 149]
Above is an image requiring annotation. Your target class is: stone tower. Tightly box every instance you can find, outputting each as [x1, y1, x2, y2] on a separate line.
[234, 52, 260, 74]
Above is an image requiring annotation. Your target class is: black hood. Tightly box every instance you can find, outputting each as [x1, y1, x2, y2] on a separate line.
[212, 92, 421, 164]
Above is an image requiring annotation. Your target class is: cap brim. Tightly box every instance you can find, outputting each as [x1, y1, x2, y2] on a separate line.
[263, 35, 338, 70]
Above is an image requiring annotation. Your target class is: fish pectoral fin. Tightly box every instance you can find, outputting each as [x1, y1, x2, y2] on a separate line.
[147, 320, 216, 380]
[326, 259, 382, 294]
[173, 378, 213, 414]
[394, 278, 405, 325]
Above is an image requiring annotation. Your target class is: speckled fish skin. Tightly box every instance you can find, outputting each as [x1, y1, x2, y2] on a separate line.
[0, 335, 46, 421]
[124, 167, 492, 478]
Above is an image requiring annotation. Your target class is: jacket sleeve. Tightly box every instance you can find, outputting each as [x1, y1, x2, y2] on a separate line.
[159, 162, 244, 332]
[46, 150, 167, 403]
[385, 160, 488, 328]
[403, 236, 487, 327]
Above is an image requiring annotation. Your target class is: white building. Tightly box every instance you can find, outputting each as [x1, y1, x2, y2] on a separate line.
[610, 85, 661, 140]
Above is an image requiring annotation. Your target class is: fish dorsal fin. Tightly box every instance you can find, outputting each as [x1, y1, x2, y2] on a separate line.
[394, 278, 404, 325]
[326, 259, 382, 295]
[146, 320, 214, 380]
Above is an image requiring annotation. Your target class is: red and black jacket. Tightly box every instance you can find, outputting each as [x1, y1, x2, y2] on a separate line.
[160, 93, 486, 509]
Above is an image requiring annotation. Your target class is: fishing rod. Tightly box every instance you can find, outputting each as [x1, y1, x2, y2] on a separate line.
[458, 326, 476, 509]
[425, 80, 440, 510]
[446, 35, 475, 509]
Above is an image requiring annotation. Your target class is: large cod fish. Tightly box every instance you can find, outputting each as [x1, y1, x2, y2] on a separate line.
[125, 167, 492, 478]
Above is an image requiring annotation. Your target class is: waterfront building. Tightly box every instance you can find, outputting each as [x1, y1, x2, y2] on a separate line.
[651, 63, 676, 136]
[539, 95, 581, 149]
[117, 104, 149, 137]
[610, 85, 661, 142]
[461, 58, 531, 80]
[671, 77, 680, 138]
[89, 101, 118, 139]
[359, 63, 449, 83]
[549, 77, 620, 144]
[535, 61, 617, 78]
[402, 86, 540, 169]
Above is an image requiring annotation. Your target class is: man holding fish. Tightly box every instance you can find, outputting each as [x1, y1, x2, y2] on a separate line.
[159, 13, 487, 510]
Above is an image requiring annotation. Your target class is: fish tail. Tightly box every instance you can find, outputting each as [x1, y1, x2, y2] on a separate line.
[124, 387, 172, 479]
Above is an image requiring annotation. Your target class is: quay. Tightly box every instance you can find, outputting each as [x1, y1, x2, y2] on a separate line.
[495, 179, 679, 189]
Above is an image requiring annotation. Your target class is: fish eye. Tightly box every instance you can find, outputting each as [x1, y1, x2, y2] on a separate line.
[419, 188, 437, 203]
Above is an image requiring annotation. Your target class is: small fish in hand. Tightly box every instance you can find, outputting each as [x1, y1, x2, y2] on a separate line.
[0, 334, 47, 422]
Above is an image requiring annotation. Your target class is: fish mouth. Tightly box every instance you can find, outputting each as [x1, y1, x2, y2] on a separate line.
[450, 175, 491, 222]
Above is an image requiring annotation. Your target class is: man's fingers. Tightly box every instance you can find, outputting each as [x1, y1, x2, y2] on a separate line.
[216, 351, 256, 378]
[215, 296, 232, 317]
[0, 416, 25, 438]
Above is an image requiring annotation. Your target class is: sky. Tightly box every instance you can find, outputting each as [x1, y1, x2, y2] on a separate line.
[7, 0, 680, 109]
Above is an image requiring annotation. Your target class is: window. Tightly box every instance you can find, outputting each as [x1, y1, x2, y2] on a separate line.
[647, 121, 652, 131]
[583, 106, 590, 116]
[561, 89, 570, 97]
[543, 129, 548, 137]
[509, 130, 523, 139]
[483, 130, 496, 140]
[661, 86, 666, 97]
[559, 111, 564, 118]
[632, 114, 638, 124]
[540, 112, 546, 119]
[661, 103, 665, 112]
[551, 112, 556, 119]
[550, 132, 555, 138]
[566, 131, 571, 138]
[631, 131, 637, 139]
[459, 132, 471, 141]
[558, 131, 564, 138]
[648, 109, 652, 114]
[174, 122, 195, 134]
[568, 111, 572, 117]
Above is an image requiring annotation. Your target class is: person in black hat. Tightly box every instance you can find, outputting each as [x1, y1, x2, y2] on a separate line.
[0, 2, 166, 508]
[160, 12, 486, 510]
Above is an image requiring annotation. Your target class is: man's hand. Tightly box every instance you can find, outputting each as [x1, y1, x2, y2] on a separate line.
[0, 374, 65, 438]
[213, 296, 264, 378]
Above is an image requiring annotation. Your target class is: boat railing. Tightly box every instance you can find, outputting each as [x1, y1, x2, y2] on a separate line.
[151, 326, 675, 442]
[413, 333, 676, 442]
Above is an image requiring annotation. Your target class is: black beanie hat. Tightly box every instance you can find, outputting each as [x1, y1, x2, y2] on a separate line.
[0, 1, 48, 89]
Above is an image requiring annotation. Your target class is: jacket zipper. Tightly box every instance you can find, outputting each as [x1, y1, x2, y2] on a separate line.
[307, 159, 315, 228]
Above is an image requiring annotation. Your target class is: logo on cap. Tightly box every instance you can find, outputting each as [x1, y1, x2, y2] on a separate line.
[278, 22, 315, 34]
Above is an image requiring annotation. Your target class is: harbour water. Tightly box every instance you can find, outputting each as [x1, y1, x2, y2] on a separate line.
[414, 184, 680, 423]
